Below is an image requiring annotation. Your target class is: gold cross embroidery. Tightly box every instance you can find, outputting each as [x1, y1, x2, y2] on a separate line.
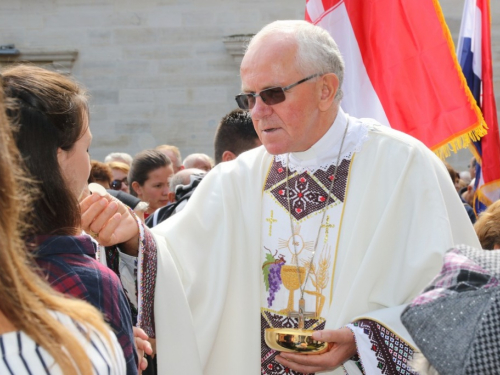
[321, 215, 335, 243]
[266, 210, 278, 236]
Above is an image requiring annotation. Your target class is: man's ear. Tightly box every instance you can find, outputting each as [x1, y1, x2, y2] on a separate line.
[131, 181, 142, 198]
[318, 73, 339, 112]
[222, 150, 236, 162]
[168, 191, 176, 203]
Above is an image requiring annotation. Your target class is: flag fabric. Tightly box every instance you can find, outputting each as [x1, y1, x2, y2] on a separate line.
[457, 0, 500, 213]
[305, 0, 487, 159]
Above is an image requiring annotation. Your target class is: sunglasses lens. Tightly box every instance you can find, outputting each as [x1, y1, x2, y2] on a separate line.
[111, 180, 122, 190]
[235, 94, 251, 110]
[260, 88, 286, 106]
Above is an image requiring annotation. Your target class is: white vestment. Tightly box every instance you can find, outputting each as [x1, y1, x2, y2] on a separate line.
[152, 110, 480, 375]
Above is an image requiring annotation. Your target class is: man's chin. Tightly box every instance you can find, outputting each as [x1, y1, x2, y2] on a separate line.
[263, 143, 289, 156]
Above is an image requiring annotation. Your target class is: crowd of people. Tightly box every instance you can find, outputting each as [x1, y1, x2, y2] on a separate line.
[0, 19, 498, 375]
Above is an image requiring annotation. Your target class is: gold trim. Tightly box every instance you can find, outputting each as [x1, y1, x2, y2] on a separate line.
[430, 0, 488, 159]
[329, 154, 356, 306]
[262, 158, 275, 193]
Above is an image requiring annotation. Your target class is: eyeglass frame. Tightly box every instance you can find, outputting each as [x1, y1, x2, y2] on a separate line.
[110, 177, 128, 190]
[234, 73, 322, 110]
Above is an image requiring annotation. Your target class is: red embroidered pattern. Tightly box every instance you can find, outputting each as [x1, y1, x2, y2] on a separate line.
[354, 320, 416, 375]
[265, 158, 351, 221]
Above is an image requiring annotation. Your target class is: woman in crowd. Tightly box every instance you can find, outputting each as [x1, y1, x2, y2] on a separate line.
[108, 160, 131, 193]
[89, 159, 113, 188]
[129, 149, 174, 217]
[1, 64, 150, 374]
[0, 72, 125, 374]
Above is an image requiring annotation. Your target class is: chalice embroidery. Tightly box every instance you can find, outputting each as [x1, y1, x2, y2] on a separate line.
[264, 231, 332, 354]
[277, 225, 314, 317]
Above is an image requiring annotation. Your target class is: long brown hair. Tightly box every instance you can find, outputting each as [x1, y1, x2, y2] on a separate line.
[0, 71, 112, 373]
[2, 64, 87, 236]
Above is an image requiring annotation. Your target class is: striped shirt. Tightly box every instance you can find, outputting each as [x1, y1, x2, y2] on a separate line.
[0, 311, 126, 374]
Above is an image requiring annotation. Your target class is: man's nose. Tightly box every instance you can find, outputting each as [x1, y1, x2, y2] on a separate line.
[251, 96, 272, 120]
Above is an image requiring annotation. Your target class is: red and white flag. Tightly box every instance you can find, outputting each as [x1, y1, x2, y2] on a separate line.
[305, 0, 487, 158]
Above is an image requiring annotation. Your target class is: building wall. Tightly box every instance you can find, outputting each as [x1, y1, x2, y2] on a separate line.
[0, 0, 499, 167]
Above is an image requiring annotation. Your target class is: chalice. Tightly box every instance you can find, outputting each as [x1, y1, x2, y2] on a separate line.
[265, 265, 328, 354]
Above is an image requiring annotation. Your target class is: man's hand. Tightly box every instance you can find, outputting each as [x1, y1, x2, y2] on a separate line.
[133, 327, 153, 373]
[275, 327, 357, 374]
[80, 193, 140, 256]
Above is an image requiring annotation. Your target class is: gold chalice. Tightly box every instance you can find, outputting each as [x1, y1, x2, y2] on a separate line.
[264, 328, 329, 354]
[268, 265, 327, 354]
[279, 265, 306, 315]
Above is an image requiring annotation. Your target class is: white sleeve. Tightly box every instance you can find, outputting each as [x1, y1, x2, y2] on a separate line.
[118, 250, 138, 310]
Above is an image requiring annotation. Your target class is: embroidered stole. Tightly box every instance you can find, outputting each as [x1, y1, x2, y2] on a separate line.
[260, 156, 352, 374]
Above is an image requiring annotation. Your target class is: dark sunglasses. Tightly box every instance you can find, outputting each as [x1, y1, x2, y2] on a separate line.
[110, 178, 128, 190]
[235, 73, 321, 110]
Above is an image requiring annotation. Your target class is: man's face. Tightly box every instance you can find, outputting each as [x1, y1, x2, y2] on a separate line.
[469, 157, 476, 179]
[240, 36, 324, 155]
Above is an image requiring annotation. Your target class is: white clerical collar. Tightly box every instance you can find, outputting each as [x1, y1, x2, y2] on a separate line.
[276, 108, 368, 173]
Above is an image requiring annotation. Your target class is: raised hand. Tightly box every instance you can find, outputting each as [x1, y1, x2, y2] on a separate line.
[80, 192, 140, 255]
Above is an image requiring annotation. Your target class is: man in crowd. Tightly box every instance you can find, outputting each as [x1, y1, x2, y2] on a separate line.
[214, 108, 261, 164]
[182, 153, 213, 172]
[145, 168, 206, 228]
[151, 20, 480, 374]
[156, 144, 184, 173]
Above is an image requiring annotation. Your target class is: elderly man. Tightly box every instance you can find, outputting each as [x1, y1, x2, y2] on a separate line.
[149, 21, 480, 375]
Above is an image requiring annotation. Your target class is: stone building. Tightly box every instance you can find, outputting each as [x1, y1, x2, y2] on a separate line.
[0, 0, 498, 169]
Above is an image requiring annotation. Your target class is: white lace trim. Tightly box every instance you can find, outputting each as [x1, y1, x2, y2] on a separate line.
[275, 116, 370, 174]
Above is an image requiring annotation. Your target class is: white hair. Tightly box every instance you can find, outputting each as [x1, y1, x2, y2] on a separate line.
[103, 152, 133, 166]
[246, 20, 345, 102]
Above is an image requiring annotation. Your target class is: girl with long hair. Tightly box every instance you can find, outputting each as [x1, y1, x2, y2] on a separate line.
[2, 64, 152, 374]
[0, 73, 125, 374]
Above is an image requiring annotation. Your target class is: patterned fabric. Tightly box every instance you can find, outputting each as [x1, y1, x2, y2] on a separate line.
[261, 153, 352, 374]
[0, 311, 126, 375]
[402, 245, 500, 375]
[261, 310, 326, 375]
[265, 159, 351, 221]
[410, 248, 499, 307]
[105, 213, 157, 338]
[34, 235, 138, 375]
[350, 320, 416, 375]
[137, 223, 158, 338]
[467, 294, 500, 373]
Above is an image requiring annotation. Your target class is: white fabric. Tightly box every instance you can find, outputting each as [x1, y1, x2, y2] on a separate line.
[152, 114, 480, 375]
[0, 311, 125, 374]
[119, 251, 138, 310]
[275, 109, 369, 173]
